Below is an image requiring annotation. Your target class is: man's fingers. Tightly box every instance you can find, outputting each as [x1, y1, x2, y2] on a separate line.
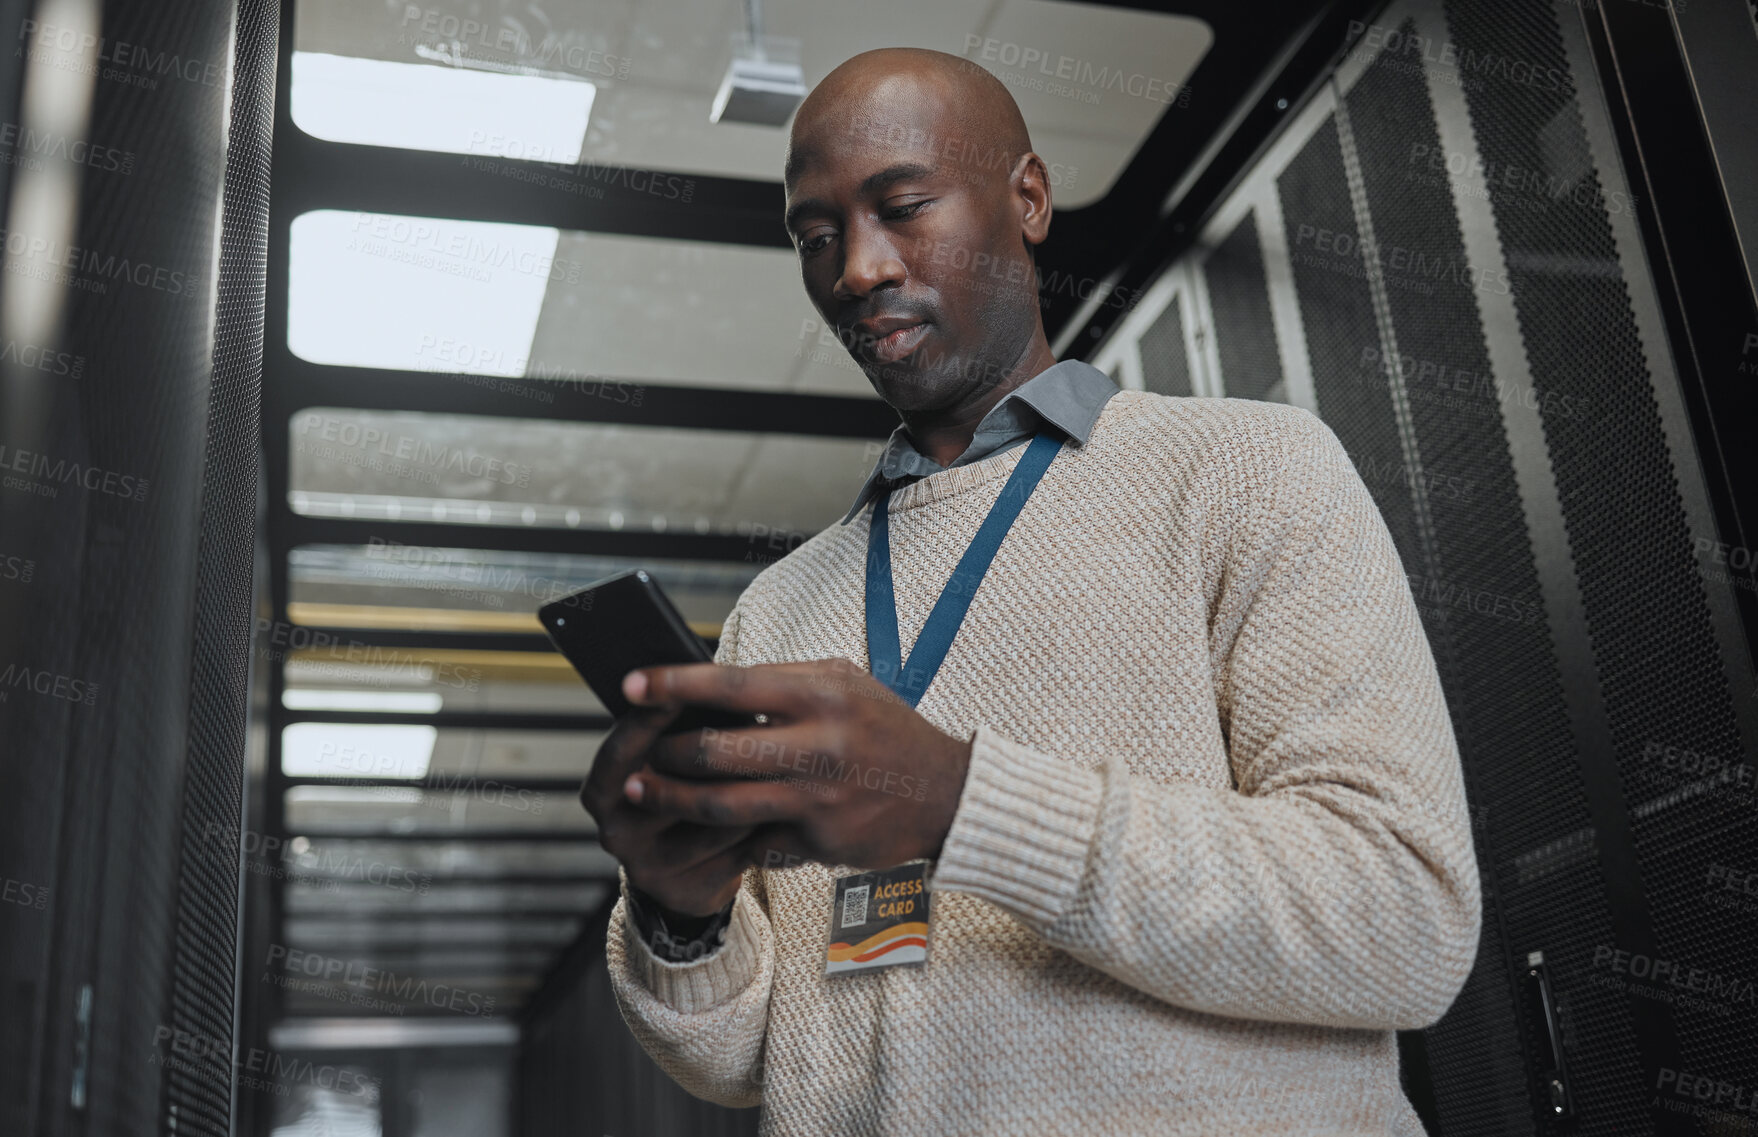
[631, 772, 815, 828]
[739, 822, 812, 871]
[647, 723, 825, 781]
[628, 660, 858, 720]
[641, 820, 756, 874]
[627, 834, 758, 919]
[582, 701, 684, 804]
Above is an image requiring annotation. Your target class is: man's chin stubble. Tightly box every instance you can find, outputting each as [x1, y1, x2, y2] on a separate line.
[861, 346, 1018, 404]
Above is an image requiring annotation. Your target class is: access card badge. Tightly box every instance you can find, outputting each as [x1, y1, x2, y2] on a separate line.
[825, 861, 931, 976]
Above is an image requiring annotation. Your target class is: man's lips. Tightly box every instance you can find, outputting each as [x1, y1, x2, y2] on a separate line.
[847, 320, 930, 364]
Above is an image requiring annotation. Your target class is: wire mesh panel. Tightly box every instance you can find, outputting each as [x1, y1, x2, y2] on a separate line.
[1340, 16, 1654, 1135]
[1094, 0, 1755, 1132]
[1445, 0, 1758, 1119]
[0, 0, 273, 1134]
[1276, 110, 1426, 567]
[168, 1, 278, 1135]
[1200, 213, 1285, 402]
[1137, 292, 1195, 398]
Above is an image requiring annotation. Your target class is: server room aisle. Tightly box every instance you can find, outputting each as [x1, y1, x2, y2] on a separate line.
[0, 0, 1752, 1135]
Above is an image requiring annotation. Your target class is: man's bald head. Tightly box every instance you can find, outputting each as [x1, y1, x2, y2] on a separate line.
[781, 48, 1058, 420]
[786, 48, 1033, 191]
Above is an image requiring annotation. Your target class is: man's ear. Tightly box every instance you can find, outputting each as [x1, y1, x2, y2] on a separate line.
[1015, 152, 1054, 248]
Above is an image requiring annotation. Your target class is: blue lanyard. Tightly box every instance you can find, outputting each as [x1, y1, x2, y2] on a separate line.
[865, 431, 1065, 708]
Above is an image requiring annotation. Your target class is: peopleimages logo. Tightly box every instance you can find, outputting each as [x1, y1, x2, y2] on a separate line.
[0, 663, 98, 705]
[960, 35, 1189, 105]
[1406, 142, 1635, 217]
[398, 6, 632, 80]
[2, 875, 49, 910]
[0, 123, 135, 175]
[848, 119, 1079, 190]
[0, 334, 83, 377]
[150, 1026, 379, 1099]
[0, 228, 196, 295]
[0, 443, 149, 501]
[295, 414, 532, 488]
[1590, 944, 1758, 1009]
[16, 21, 228, 88]
[202, 823, 432, 895]
[347, 212, 585, 284]
[267, 945, 497, 1016]
[1346, 21, 1570, 93]
[364, 536, 582, 608]
[1655, 1068, 1758, 1119]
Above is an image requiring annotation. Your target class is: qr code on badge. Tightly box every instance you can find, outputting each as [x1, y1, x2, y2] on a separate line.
[841, 885, 870, 929]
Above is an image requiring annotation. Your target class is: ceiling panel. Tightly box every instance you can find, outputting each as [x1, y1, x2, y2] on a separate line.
[284, 210, 883, 394]
[287, 409, 878, 536]
[291, 0, 1212, 208]
[282, 724, 604, 782]
[284, 916, 584, 948]
[289, 211, 559, 378]
[524, 230, 876, 395]
[285, 839, 618, 881]
[284, 787, 594, 836]
[284, 650, 606, 715]
[287, 544, 758, 626]
[285, 881, 605, 916]
[979, 0, 1211, 138]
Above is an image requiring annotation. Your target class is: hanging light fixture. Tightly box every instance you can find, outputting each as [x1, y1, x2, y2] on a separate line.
[709, 0, 807, 127]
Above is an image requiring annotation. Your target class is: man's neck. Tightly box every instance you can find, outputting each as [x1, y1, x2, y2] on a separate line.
[899, 338, 1059, 467]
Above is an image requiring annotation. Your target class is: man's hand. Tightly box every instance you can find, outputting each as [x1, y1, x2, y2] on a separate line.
[621, 658, 974, 871]
[580, 697, 757, 918]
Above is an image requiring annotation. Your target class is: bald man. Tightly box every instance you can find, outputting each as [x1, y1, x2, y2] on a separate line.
[582, 47, 1480, 1136]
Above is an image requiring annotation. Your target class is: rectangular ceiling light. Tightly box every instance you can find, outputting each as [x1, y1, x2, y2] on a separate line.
[290, 51, 594, 162]
[282, 723, 439, 780]
[282, 689, 446, 713]
[288, 210, 558, 377]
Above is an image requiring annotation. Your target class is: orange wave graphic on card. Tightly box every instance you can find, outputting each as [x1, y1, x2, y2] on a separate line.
[827, 922, 929, 962]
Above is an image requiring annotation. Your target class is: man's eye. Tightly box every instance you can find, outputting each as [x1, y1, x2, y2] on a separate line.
[799, 232, 835, 255]
[884, 200, 931, 220]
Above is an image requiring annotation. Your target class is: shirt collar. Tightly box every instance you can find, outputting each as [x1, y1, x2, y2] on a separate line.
[838, 359, 1120, 526]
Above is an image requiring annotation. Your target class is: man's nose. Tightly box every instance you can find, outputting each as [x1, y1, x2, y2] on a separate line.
[833, 219, 907, 301]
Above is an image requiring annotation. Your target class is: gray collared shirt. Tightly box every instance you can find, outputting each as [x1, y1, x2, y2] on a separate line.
[839, 359, 1120, 525]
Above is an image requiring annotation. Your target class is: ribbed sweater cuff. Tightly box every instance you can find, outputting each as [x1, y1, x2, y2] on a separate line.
[621, 884, 766, 1013]
[929, 726, 1104, 926]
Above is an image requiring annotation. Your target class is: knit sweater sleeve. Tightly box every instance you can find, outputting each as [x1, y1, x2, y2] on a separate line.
[929, 406, 1482, 1030]
[604, 601, 776, 1107]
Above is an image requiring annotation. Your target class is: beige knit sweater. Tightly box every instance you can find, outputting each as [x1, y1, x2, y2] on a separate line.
[606, 391, 1482, 1136]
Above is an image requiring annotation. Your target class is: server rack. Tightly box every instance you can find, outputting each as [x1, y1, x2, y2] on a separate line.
[1092, 0, 1758, 1131]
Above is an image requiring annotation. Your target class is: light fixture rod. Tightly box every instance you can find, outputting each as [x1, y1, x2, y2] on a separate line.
[745, 0, 765, 58]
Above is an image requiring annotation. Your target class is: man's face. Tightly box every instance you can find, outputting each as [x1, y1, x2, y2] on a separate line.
[784, 83, 1039, 412]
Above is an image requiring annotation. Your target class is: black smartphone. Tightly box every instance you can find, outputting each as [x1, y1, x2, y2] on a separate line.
[538, 569, 761, 735]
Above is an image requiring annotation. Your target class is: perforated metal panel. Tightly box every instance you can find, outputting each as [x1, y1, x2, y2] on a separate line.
[1138, 295, 1194, 397]
[168, 1, 278, 1135]
[1201, 213, 1284, 401]
[1276, 110, 1425, 564]
[1093, 0, 1757, 1131]
[1342, 18, 1656, 1134]
[0, 1, 273, 1134]
[1444, 0, 1758, 1118]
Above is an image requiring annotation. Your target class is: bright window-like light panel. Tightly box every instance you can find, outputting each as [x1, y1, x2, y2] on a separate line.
[290, 51, 594, 162]
[288, 210, 558, 377]
[283, 689, 446, 713]
[282, 723, 438, 780]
